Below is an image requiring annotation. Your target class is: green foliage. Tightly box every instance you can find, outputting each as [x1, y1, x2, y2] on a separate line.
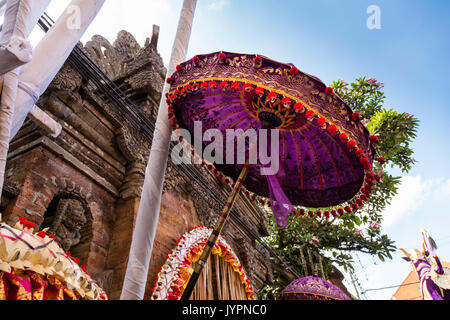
[258, 77, 419, 299]
[368, 109, 419, 173]
[258, 284, 281, 300]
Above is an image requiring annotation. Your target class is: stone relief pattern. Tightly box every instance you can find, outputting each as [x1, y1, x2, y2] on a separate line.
[48, 198, 87, 252]
[47, 176, 114, 292]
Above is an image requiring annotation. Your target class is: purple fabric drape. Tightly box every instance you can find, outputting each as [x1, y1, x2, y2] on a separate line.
[266, 168, 292, 228]
[260, 129, 293, 228]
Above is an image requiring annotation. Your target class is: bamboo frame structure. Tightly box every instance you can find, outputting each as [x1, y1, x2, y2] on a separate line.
[181, 162, 250, 300]
[190, 254, 248, 300]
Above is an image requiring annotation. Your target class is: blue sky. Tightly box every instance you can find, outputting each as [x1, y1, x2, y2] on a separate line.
[26, 0, 450, 299]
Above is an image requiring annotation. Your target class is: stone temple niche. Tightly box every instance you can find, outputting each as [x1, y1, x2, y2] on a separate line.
[40, 195, 92, 262]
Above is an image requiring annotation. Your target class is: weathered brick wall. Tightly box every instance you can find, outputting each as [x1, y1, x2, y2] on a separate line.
[106, 197, 139, 299]
[3, 145, 115, 275]
[144, 191, 201, 299]
[105, 187, 203, 300]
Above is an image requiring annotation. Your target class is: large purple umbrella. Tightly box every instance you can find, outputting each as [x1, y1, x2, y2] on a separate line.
[166, 51, 379, 299]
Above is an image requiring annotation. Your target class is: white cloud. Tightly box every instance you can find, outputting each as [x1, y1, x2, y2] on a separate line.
[441, 178, 450, 195]
[381, 176, 447, 228]
[207, 0, 230, 11]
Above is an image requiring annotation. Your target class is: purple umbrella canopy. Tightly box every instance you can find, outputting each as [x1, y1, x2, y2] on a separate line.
[167, 51, 380, 227]
[279, 276, 351, 300]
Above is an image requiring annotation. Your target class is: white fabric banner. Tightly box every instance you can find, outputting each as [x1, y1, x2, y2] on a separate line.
[0, 0, 51, 198]
[0, 0, 51, 75]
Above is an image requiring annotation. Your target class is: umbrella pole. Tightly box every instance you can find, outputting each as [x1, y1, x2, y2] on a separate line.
[180, 162, 251, 300]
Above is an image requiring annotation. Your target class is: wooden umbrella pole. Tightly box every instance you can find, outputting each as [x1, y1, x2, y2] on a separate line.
[181, 162, 251, 300]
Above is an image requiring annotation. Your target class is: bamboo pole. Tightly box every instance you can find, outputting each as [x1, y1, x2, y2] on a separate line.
[120, 0, 197, 300]
[181, 163, 250, 300]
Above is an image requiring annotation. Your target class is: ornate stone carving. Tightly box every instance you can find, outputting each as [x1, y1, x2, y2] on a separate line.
[119, 160, 146, 199]
[84, 35, 123, 80]
[48, 198, 87, 252]
[47, 61, 83, 93]
[121, 32, 166, 81]
[82, 30, 164, 83]
[182, 173, 223, 227]
[50, 176, 94, 204]
[162, 162, 218, 225]
[116, 125, 150, 163]
[162, 162, 187, 195]
[116, 125, 151, 199]
[113, 30, 141, 63]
